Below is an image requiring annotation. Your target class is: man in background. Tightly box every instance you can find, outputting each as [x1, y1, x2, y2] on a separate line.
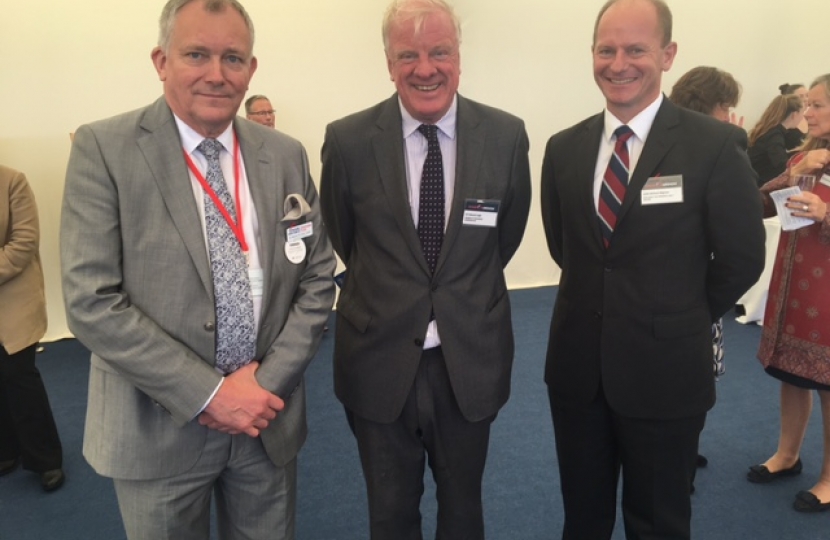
[540, 0, 765, 538]
[320, 1, 531, 538]
[246, 94, 276, 128]
[61, 0, 335, 538]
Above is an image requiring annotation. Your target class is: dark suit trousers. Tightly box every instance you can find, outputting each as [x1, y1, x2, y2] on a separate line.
[347, 347, 493, 540]
[0, 343, 63, 472]
[548, 384, 704, 540]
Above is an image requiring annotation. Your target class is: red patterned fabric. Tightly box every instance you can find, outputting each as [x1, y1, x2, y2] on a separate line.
[759, 157, 830, 385]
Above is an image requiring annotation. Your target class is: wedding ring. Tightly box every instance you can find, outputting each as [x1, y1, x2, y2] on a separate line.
[805, 204, 810, 211]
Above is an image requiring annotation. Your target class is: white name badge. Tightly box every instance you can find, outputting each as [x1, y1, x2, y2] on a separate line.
[462, 199, 500, 227]
[820, 174, 830, 188]
[248, 268, 264, 298]
[285, 240, 307, 264]
[287, 222, 313, 242]
[641, 175, 684, 205]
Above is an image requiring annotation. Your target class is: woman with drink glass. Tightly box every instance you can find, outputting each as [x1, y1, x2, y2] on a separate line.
[749, 74, 830, 512]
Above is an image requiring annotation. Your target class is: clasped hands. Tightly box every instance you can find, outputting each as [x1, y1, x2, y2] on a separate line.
[199, 361, 284, 437]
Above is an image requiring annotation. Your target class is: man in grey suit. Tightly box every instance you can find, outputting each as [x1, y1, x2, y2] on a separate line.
[60, 1, 335, 538]
[320, 1, 531, 538]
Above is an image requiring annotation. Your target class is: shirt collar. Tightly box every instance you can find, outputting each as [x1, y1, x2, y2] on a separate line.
[602, 93, 663, 143]
[173, 115, 236, 156]
[399, 95, 458, 140]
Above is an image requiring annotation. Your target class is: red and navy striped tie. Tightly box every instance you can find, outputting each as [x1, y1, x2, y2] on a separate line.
[598, 125, 634, 248]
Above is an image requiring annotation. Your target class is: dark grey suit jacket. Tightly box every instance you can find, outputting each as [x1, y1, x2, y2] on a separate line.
[541, 98, 765, 419]
[321, 94, 531, 423]
[61, 97, 336, 479]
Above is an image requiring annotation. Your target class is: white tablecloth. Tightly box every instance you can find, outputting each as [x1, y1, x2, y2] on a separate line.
[736, 216, 781, 325]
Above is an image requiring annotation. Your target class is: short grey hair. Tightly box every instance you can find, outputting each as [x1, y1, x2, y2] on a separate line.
[244, 94, 270, 114]
[382, 0, 461, 54]
[158, 0, 255, 53]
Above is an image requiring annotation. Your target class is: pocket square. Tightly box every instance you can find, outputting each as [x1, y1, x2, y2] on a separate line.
[282, 193, 312, 222]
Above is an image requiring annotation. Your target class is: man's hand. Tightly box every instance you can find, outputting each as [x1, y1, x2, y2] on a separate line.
[199, 362, 284, 437]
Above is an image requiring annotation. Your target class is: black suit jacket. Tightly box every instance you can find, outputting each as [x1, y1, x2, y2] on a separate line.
[541, 99, 765, 419]
[321, 94, 531, 423]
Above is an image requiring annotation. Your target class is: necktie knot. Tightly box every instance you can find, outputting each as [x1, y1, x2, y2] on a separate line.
[418, 124, 439, 143]
[197, 138, 223, 160]
[614, 125, 634, 147]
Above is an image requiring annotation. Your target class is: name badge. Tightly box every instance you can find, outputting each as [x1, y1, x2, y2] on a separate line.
[248, 268, 264, 298]
[820, 174, 830, 188]
[641, 175, 683, 205]
[287, 222, 313, 242]
[285, 240, 307, 264]
[462, 199, 500, 227]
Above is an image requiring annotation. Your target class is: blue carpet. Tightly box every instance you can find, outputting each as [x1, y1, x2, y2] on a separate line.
[1, 286, 827, 539]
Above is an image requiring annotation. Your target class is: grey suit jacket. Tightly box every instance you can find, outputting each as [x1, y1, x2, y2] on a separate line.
[320, 94, 531, 423]
[541, 98, 765, 419]
[61, 97, 336, 479]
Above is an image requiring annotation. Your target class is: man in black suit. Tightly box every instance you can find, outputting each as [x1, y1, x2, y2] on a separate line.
[320, 1, 531, 538]
[540, 0, 765, 538]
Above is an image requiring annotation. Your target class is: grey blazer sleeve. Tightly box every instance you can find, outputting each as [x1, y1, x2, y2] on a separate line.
[61, 123, 222, 426]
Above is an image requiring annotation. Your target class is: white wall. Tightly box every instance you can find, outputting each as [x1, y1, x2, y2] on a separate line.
[1, 0, 824, 341]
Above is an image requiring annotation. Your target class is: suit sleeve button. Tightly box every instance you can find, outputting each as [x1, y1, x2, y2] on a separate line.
[204, 322, 215, 332]
[414, 338, 424, 347]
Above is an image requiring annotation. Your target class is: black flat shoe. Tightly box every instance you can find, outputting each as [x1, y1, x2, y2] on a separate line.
[0, 459, 18, 477]
[747, 458, 802, 483]
[40, 469, 65, 492]
[794, 490, 830, 512]
[696, 454, 708, 468]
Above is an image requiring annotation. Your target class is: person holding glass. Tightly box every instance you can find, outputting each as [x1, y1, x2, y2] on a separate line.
[749, 74, 830, 513]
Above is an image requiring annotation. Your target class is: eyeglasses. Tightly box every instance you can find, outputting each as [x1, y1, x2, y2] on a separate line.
[249, 110, 275, 117]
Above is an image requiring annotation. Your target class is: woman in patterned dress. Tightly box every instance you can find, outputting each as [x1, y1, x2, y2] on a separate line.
[748, 74, 830, 513]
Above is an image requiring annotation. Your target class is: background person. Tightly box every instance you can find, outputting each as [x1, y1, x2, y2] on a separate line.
[748, 94, 804, 186]
[60, 0, 336, 538]
[0, 164, 64, 493]
[245, 94, 275, 127]
[668, 64, 746, 480]
[540, 1, 765, 537]
[320, 0, 531, 537]
[779, 82, 809, 150]
[749, 74, 830, 513]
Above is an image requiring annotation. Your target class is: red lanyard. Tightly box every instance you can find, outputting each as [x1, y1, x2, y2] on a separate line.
[183, 134, 249, 253]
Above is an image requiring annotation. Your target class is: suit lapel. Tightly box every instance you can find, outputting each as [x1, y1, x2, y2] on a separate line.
[235, 120, 279, 336]
[372, 96, 431, 274]
[578, 115, 606, 251]
[438, 96, 483, 275]
[617, 99, 679, 225]
[137, 98, 213, 298]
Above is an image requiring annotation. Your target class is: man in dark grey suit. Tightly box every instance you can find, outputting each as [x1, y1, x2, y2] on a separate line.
[320, 1, 530, 538]
[60, 1, 335, 538]
[540, 0, 765, 538]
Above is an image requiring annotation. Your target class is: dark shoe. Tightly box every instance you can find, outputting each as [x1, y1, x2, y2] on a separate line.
[747, 459, 802, 483]
[697, 454, 708, 468]
[794, 490, 830, 512]
[40, 469, 65, 492]
[0, 459, 18, 477]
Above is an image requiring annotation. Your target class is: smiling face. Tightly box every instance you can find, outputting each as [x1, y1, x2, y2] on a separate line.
[385, 8, 460, 124]
[804, 83, 830, 141]
[592, 0, 676, 122]
[151, 0, 257, 137]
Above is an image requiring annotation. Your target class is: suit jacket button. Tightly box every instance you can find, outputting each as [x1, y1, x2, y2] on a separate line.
[204, 322, 215, 332]
[431, 284, 438, 292]
[594, 311, 603, 319]
[414, 338, 424, 347]
[604, 266, 613, 272]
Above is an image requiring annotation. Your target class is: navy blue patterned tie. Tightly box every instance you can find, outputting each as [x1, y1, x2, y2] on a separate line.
[417, 124, 444, 274]
[598, 125, 634, 248]
[197, 139, 256, 374]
